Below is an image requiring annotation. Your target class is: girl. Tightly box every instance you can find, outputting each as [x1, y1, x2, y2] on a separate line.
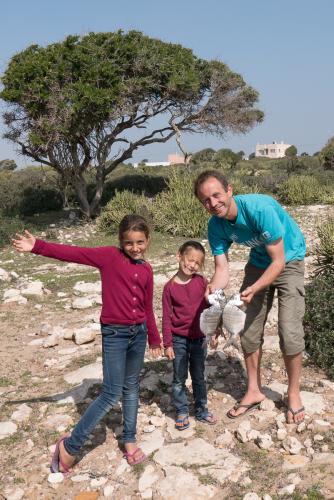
[13, 215, 162, 471]
[162, 241, 217, 430]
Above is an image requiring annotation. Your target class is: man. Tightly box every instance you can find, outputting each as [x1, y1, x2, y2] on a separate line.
[194, 170, 306, 423]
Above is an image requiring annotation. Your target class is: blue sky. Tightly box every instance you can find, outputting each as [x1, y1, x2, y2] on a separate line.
[1, 0, 333, 166]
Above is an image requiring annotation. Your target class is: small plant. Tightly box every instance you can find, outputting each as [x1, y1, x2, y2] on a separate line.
[0, 376, 14, 387]
[314, 217, 334, 276]
[278, 175, 334, 205]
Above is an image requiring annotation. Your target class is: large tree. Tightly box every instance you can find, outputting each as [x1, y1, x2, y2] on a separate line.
[319, 137, 334, 170]
[1, 31, 264, 217]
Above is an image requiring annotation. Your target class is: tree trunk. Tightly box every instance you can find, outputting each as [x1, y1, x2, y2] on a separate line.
[74, 175, 92, 218]
[89, 167, 106, 217]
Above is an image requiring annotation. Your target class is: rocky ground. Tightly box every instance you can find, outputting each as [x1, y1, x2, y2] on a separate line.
[0, 205, 334, 500]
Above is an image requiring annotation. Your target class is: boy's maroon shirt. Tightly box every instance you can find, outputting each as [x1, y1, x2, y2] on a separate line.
[162, 274, 208, 348]
[32, 240, 161, 346]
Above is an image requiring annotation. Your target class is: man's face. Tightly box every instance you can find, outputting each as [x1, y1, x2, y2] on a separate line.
[197, 176, 233, 219]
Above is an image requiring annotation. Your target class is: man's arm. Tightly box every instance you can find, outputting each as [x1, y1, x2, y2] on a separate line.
[205, 253, 230, 300]
[241, 238, 285, 304]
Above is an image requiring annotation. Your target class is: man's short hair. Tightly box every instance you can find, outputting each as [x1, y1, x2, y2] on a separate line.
[194, 169, 229, 198]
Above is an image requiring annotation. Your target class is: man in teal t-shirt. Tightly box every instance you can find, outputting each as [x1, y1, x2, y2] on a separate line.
[195, 170, 306, 423]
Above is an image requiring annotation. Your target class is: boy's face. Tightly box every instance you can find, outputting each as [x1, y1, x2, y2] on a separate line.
[197, 177, 233, 219]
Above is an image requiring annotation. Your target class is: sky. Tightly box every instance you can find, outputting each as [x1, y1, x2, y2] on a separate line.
[1, 0, 334, 166]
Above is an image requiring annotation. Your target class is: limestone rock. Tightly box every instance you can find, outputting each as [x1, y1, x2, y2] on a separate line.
[283, 436, 303, 455]
[21, 280, 44, 297]
[73, 281, 101, 294]
[138, 464, 159, 492]
[11, 403, 32, 422]
[72, 297, 94, 309]
[140, 428, 165, 455]
[165, 415, 195, 439]
[277, 428, 288, 441]
[0, 421, 17, 440]
[260, 398, 276, 411]
[48, 472, 64, 484]
[282, 455, 310, 470]
[44, 413, 73, 432]
[243, 494, 261, 500]
[73, 327, 97, 345]
[255, 433, 273, 450]
[154, 438, 229, 467]
[215, 429, 234, 448]
[277, 483, 295, 496]
[63, 361, 102, 385]
[3, 487, 25, 500]
[156, 465, 216, 499]
[313, 419, 332, 433]
[236, 420, 251, 443]
[43, 334, 59, 348]
[0, 267, 10, 281]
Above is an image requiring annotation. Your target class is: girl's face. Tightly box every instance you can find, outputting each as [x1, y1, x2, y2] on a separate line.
[178, 248, 204, 277]
[120, 230, 149, 260]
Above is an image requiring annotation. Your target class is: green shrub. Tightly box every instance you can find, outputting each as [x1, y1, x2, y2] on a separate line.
[0, 215, 25, 248]
[305, 273, 334, 379]
[152, 170, 209, 237]
[97, 190, 153, 233]
[314, 217, 334, 276]
[278, 175, 334, 205]
[304, 219, 334, 379]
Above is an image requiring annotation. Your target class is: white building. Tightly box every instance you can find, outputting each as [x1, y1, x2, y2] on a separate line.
[133, 153, 186, 168]
[255, 141, 291, 159]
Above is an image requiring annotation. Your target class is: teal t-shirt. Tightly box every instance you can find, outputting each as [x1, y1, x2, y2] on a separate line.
[208, 194, 306, 268]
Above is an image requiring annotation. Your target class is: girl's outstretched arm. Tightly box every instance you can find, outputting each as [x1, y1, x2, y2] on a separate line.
[13, 230, 113, 269]
[12, 230, 36, 252]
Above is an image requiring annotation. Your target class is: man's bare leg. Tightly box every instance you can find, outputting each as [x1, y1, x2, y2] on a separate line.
[283, 352, 304, 423]
[228, 347, 266, 417]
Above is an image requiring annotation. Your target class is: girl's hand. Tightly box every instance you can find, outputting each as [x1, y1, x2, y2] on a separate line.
[164, 347, 175, 360]
[12, 230, 36, 253]
[210, 336, 219, 350]
[149, 346, 162, 359]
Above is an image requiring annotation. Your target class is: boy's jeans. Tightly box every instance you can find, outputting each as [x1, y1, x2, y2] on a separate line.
[172, 335, 208, 418]
[64, 323, 147, 456]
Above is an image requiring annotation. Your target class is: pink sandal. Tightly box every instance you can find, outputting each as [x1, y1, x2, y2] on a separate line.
[50, 436, 73, 475]
[123, 447, 147, 466]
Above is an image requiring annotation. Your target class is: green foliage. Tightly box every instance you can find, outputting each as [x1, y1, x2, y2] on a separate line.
[97, 190, 153, 233]
[1, 31, 263, 217]
[305, 220, 334, 379]
[278, 175, 334, 205]
[285, 144, 297, 157]
[190, 148, 216, 164]
[0, 159, 17, 171]
[152, 170, 209, 237]
[0, 167, 63, 215]
[319, 136, 334, 170]
[313, 217, 334, 276]
[213, 148, 241, 168]
[0, 215, 25, 248]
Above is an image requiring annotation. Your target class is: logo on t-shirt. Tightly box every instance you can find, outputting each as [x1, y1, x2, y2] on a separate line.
[230, 233, 238, 242]
[261, 231, 272, 241]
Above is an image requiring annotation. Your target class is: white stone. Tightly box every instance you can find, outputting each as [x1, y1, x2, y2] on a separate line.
[320, 379, 334, 391]
[143, 425, 155, 433]
[74, 281, 101, 294]
[154, 438, 229, 467]
[313, 419, 332, 432]
[149, 415, 165, 427]
[44, 413, 73, 432]
[90, 477, 108, 488]
[72, 297, 94, 309]
[0, 267, 10, 281]
[300, 390, 326, 414]
[277, 428, 288, 441]
[296, 422, 306, 433]
[43, 334, 59, 348]
[3, 288, 22, 299]
[3, 488, 25, 500]
[103, 485, 115, 497]
[71, 473, 90, 482]
[11, 403, 32, 422]
[277, 484, 295, 496]
[314, 434, 324, 442]
[312, 452, 334, 465]
[262, 495, 273, 500]
[236, 419, 251, 443]
[215, 429, 234, 448]
[63, 360, 102, 385]
[156, 465, 216, 499]
[141, 489, 153, 499]
[260, 399, 276, 411]
[283, 436, 303, 455]
[256, 434, 273, 450]
[138, 464, 159, 492]
[73, 326, 96, 345]
[140, 428, 165, 455]
[0, 421, 17, 440]
[21, 280, 44, 297]
[243, 494, 261, 500]
[287, 473, 301, 485]
[47, 472, 64, 484]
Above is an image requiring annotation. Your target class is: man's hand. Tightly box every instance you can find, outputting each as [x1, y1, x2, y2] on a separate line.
[164, 347, 175, 360]
[205, 283, 215, 302]
[149, 346, 162, 358]
[12, 230, 36, 252]
[240, 285, 255, 304]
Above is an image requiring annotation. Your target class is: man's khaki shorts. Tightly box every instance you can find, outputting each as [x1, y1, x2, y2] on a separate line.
[240, 260, 305, 355]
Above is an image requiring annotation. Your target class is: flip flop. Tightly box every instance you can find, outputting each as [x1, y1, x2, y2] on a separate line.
[196, 411, 217, 425]
[175, 415, 190, 431]
[226, 401, 261, 419]
[123, 447, 147, 466]
[50, 436, 73, 474]
[286, 406, 305, 424]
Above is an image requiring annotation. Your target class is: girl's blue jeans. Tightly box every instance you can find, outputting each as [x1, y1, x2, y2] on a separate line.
[64, 322, 147, 456]
[172, 335, 208, 418]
